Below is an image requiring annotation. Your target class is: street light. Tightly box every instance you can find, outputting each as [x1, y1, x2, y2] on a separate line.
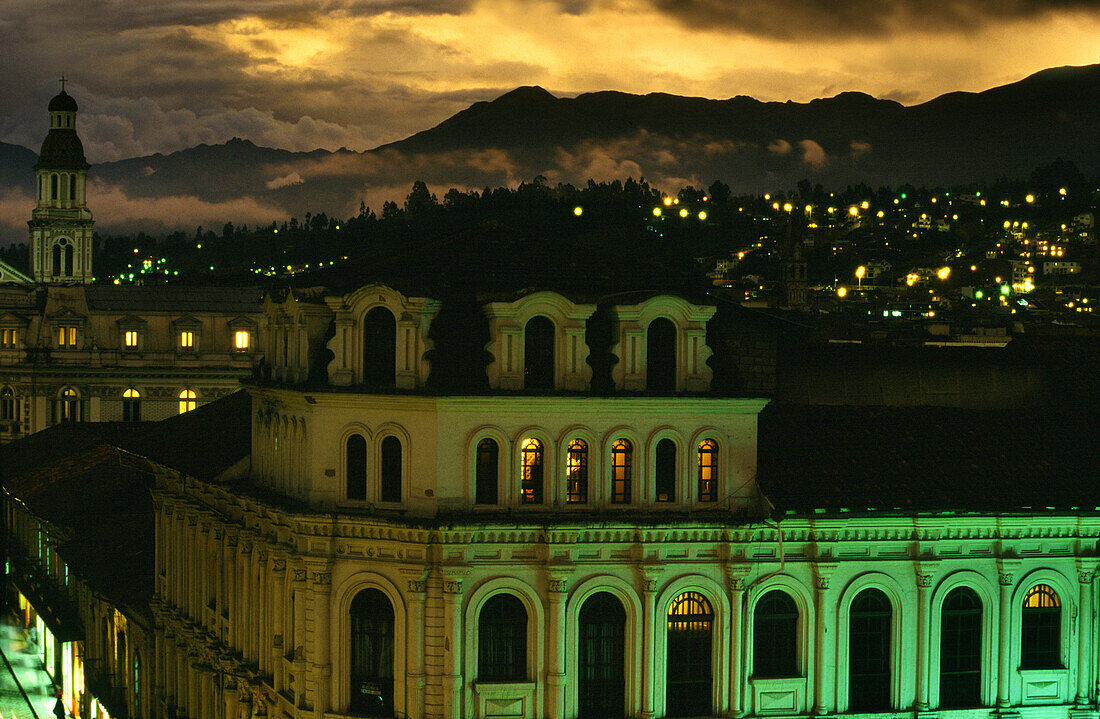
[855, 265, 866, 289]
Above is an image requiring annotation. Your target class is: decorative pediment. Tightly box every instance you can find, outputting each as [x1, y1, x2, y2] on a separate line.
[0, 260, 33, 285]
[115, 314, 148, 329]
[227, 315, 257, 329]
[46, 306, 87, 325]
[171, 314, 202, 329]
[0, 312, 29, 329]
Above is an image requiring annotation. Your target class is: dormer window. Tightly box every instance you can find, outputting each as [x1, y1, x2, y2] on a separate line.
[234, 330, 251, 350]
[58, 326, 78, 349]
[0, 329, 17, 348]
[180, 331, 195, 350]
[123, 330, 140, 349]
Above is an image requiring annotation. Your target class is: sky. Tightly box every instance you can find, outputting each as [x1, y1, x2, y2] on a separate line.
[1, 0, 1098, 163]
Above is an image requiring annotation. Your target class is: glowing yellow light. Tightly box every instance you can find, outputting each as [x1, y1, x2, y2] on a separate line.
[764, 194, 771, 201]
[980, 199, 986, 206]
[1022, 222, 1028, 229]
[860, 201, 869, 209]
[1025, 194, 1035, 203]
[931, 198, 937, 204]
[1004, 221, 1011, 229]
[995, 276, 1002, 283]
[849, 206, 859, 216]
[663, 197, 673, 206]
[1028, 266, 1035, 273]
[133, 248, 139, 254]
[679, 208, 689, 218]
[782, 203, 793, 212]
[855, 266, 866, 279]
[952, 214, 958, 220]
[804, 205, 813, 213]
[837, 286, 847, 298]
[573, 206, 583, 216]
[970, 265, 977, 271]
[906, 276, 916, 287]
[698, 211, 707, 220]
[772, 202, 780, 210]
[937, 267, 951, 281]
[828, 207, 835, 214]
[653, 207, 662, 217]
[893, 198, 900, 204]
[1059, 187, 1067, 196]
[877, 211, 884, 218]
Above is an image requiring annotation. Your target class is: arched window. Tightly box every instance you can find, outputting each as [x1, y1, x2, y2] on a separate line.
[178, 389, 196, 414]
[350, 589, 395, 717]
[523, 316, 554, 390]
[940, 587, 982, 708]
[610, 439, 632, 504]
[122, 388, 141, 422]
[667, 592, 713, 717]
[646, 317, 676, 392]
[849, 589, 892, 711]
[475, 438, 498, 505]
[63, 243, 73, 276]
[69, 175, 76, 203]
[1021, 584, 1061, 669]
[697, 439, 717, 502]
[655, 438, 676, 502]
[57, 387, 81, 423]
[362, 307, 396, 389]
[133, 652, 142, 718]
[346, 434, 367, 500]
[51, 174, 59, 201]
[578, 592, 626, 718]
[379, 436, 402, 502]
[0, 387, 17, 422]
[753, 590, 798, 677]
[478, 594, 527, 681]
[52, 243, 61, 276]
[566, 439, 588, 503]
[520, 438, 543, 504]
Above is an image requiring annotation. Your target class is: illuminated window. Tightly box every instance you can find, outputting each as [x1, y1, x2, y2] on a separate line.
[178, 389, 196, 414]
[346, 434, 367, 500]
[655, 438, 676, 502]
[565, 439, 588, 503]
[940, 587, 982, 708]
[180, 331, 194, 349]
[478, 594, 527, 681]
[849, 589, 892, 710]
[520, 438, 543, 504]
[611, 439, 632, 504]
[122, 388, 141, 422]
[475, 438, 498, 505]
[57, 387, 81, 423]
[753, 590, 798, 677]
[1021, 585, 1061, 669]
[0, 329, 16, 348]
[667, 592, 714, 716]
[234, 330, 251, 350]
[58, 326, 78, 348]
[0, 387, 17, 422]
[697, 439, 718, 502]
[380, 436, 402, 502]
[123, 330, 139, 348]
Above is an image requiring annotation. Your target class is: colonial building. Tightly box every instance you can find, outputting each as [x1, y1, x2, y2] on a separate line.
[0, 88, 265, 442]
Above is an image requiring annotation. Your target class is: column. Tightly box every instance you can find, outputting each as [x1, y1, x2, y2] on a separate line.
[239, 539, 253, 661]
[271, 557, 287, 687]
[727, 571, 747, 718]
[915, 572, 933, 712]
[641, 577, 658, 719]
[442, 577, 465, 719]
[225, 534, 238, 649]
[405, 577, 428, 719]
[546, 577, 569, 719]
[996, 567, 1016, 711]
[1076, 565, 1095, 707]
[257, 549, 269, 671]
[310, 569, 332, 719]
[812, 566, 837, 716]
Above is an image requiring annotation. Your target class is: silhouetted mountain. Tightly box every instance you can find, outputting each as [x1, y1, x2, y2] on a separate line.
[0, 65, 1096, 241]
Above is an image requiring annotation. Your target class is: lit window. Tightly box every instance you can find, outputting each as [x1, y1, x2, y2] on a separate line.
[566, 439, 588, 503]
[611, 439, 632, 504]
[122, 388, 141, 422]
[698, 439, 718, 502]
[123, 330, 139, 348]
[58, 326, 78, 349]
[520, 438, 543, 504]
[178, 389, 196, 414]
[180, 331, 194, 349]
[234, 330, 251, 350]
[0, 329, 15, 348]
[57, 387, 81, 423]
[0, 387, 17, 422]
[1022, 585, 1061, 669]
[666, 592, 714, 716]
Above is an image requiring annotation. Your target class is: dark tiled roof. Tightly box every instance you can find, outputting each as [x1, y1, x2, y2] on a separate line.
[84, 285, 263, 313]
[757, 404, 1100, 515]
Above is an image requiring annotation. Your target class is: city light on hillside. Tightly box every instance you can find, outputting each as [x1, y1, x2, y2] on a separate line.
[937, 267, 951, 280]
[573, 206, 583, 216]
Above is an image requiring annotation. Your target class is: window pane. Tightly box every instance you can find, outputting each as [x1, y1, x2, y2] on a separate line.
[346, 435, 367, 500]
[611, 439, 632, 504]
[380, 436, 402, 502]
[234, 330, 250, 350]
[475, 439, 499, 505]
[646, 318, 676, 392]
[940, 587, 982, 708]
[697, 440, 717, 502]
[478, 594, 528, 681]
[520, 438, 543, 504]
[350, 589, 395, 716]
[849, 589, 892, 711]
[363, 307, 396, 388]
[655, 439, 675, 502]
[566, 439, 588, 503]
[667, 592, 713, 717]
[524, 316, 554, 390]
[1021, 585, 1060, 669]
[753, 591, 798, 678]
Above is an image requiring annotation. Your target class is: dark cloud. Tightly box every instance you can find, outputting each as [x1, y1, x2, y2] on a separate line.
[649, 0, 1100, 38]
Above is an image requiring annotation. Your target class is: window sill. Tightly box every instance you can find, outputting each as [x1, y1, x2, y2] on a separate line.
[748, 675, 807, 715]
[473, 681, 536, 719]
[1017, 668, 1069, 705]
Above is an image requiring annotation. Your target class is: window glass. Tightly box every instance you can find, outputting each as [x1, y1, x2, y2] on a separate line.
[523, 316, 554, 390]
[234, 330, 251, 350]
[940, 587, 982, 708]
[478, 594, 527, 681]
[611, 439, 632, 504]
[698, 439, 718, 502]
[646, 317, 676, 391]
[346, 435, 367, 500]
[180, 331, 194, 349]
[1021, 585, 1061, 669]
[520, 438, 543, 504]
[350, 589, 395, 716]
[363, 307, 396, 388]
[380, 436, 402, 502]
[753, 590, 798, 677]
[566, 439, 588, 503]
[655, 438, 676, 502]
[475, 438, 499, 505]
[667, 592, 714, 716]
[124, 330, 139, 348]
[849, 589, 892, 711]
[178, 389, 196, 414]
[123, 388, 141, 422]
[0, 387, 16, 421]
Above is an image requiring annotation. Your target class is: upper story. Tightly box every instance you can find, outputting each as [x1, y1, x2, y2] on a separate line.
[263, 284, 718, 394]
[0, 284, 264, 368]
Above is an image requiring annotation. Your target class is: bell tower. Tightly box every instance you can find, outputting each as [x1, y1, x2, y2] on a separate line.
[28, 77, 94, 284]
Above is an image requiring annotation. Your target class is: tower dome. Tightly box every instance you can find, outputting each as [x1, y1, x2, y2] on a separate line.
[47, 90, 79, 113]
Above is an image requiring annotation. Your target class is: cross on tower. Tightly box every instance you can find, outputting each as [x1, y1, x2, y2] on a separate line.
[59, 74, 66, 92]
